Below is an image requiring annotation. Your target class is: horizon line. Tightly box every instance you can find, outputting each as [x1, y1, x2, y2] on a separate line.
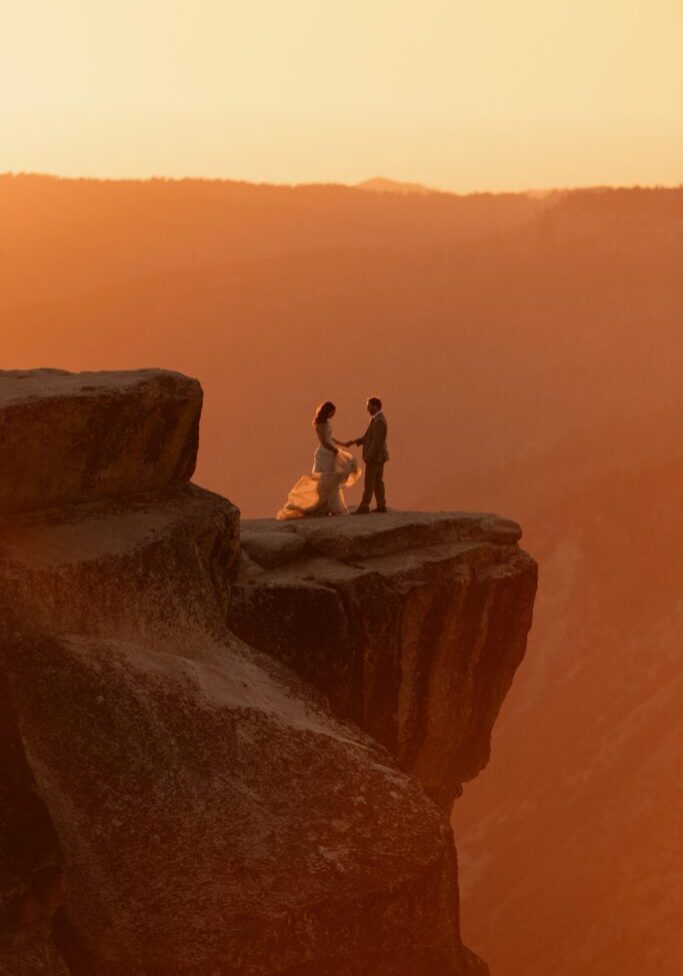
[2, 171, 681, 198]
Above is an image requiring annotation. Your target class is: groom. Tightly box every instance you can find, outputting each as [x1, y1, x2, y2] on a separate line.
[344, 396, 389, 514]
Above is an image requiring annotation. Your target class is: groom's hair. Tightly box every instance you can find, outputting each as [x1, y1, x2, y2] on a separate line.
[368, 396, 382, 409]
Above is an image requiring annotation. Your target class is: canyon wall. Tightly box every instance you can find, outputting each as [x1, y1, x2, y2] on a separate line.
[0, 369, 536, 976]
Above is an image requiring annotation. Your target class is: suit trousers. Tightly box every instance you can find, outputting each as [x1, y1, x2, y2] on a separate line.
[361, 461, 386, 509]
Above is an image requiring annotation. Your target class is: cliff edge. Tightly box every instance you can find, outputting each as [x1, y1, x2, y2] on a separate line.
[235, 513, 536, 808]
[0, 369, 536, 976]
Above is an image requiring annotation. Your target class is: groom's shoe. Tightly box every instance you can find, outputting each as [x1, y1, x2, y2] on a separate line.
[353, 506, 370, 515]
[372, 507, 387, 513]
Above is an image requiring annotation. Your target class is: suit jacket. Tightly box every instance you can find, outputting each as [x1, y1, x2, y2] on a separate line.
[356, 412, 389, 464]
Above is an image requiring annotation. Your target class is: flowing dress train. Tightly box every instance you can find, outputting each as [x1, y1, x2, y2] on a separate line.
[277, 422, 361, 519]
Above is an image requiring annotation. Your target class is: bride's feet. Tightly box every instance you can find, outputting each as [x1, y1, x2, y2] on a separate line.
[304, 505, 328, 518]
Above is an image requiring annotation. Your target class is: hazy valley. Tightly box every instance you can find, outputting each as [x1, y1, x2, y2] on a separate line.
[2, 174, 681, 975]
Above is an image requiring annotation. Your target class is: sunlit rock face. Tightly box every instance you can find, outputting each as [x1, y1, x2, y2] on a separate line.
[234, 513, 537, 808]
[0, 369, 536, 975]
[0, 369, 201, 516]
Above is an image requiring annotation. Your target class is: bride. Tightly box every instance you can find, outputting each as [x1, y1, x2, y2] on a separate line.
[277, 401, 361, 519]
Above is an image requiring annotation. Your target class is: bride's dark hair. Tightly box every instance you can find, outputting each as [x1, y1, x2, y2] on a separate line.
[313, 401, 336, 426]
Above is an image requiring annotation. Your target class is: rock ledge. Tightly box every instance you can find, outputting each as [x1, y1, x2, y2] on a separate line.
[242, 510, 522, 565]
[0, 369, 201, 515]
[234, 512, 537, 806]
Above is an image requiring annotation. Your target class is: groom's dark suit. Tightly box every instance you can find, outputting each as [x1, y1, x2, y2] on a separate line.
[354, 411, 389, 510]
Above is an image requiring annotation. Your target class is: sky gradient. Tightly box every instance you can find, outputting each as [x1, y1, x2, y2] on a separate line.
[3, 0, 682, 191]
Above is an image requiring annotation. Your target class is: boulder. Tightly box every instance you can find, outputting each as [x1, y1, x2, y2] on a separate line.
[0, 370, 201, 515]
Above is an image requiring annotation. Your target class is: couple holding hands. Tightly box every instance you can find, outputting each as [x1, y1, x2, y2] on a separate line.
[277, 397, 389, 519]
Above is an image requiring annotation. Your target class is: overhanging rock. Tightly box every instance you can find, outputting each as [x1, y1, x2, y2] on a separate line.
[233, 512, 538, 807]
[0, 369, 202, 515]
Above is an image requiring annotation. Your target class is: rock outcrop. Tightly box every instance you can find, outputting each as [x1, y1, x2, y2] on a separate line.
[234, 514, 537, 807]
[0, 370, 200, 516]
[0, 368, 536, 976]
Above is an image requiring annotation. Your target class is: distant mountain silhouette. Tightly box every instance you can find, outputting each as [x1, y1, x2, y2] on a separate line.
[356, 176, 436, 195]
[0, 173, 545, 307]
[2, 177, 682, 976]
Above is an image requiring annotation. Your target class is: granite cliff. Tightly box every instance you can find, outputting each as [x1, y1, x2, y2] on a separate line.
[0, 369, 537, 976]
[235, 514, 535, 809]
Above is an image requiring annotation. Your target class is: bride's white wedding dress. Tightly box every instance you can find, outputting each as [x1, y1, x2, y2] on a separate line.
[277, 422, 361, 520]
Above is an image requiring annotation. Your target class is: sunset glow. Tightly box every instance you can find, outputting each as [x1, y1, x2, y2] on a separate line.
[1, 1, 682, 973]
[3, 0, 681, 190]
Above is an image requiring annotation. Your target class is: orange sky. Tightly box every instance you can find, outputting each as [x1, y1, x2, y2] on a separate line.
[3, 0, 681, 191]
